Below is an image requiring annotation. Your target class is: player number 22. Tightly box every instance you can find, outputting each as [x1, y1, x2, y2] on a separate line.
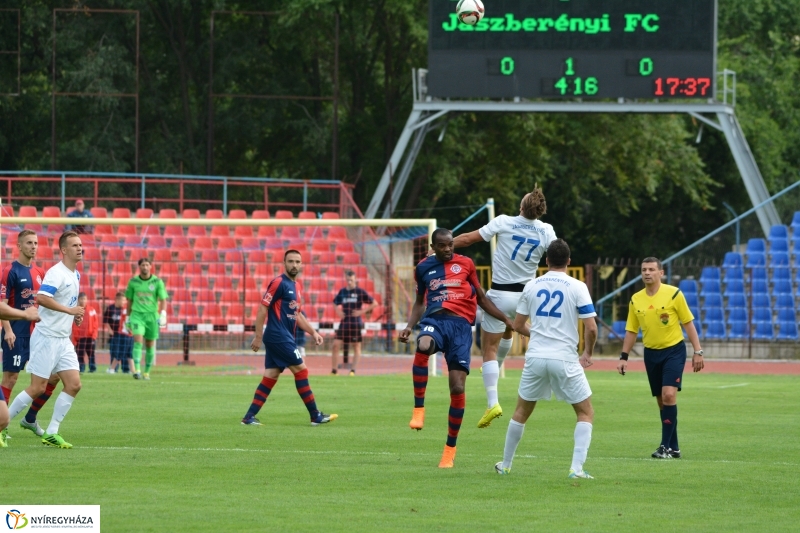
[536, 289, 564, 318]
[510, 235, 541, 261]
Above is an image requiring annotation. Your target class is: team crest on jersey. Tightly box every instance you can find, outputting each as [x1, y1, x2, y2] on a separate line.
[289, 300, 299, 309]
[660, 313, 669, 325]
[149, 284, 155, 291]
[264, 293, 273, 305]
[36, 275, 42, 284]
[450, 264, 462, 274]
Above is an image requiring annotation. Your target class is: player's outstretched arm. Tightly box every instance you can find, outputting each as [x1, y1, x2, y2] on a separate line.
[35, 294, 84, 318]
[0, 302, 39, 322]
[579, 318, 598, 368]
[476, 287, 513, 330]
[452, 230, 485, 249]
[296, 312, 323, 346]
[617, 331, 638, 375]
[250, 304, 268, 352]
[512, 313, 531, 337]
[399, 294, 426, 344]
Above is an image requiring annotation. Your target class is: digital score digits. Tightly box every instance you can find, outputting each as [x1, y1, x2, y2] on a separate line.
[428, 0, 718, 100]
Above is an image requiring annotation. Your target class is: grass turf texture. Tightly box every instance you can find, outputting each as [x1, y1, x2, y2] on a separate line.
[2, 368, 799, 532]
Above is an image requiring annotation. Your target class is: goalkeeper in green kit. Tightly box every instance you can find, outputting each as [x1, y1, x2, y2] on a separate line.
[125, 258, 168, 380]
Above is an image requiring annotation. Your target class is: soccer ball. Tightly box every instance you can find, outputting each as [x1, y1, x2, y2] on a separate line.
[456, 0, 485, 26]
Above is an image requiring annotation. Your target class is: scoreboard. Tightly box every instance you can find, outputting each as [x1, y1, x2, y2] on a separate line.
[427, 0, 717, 99]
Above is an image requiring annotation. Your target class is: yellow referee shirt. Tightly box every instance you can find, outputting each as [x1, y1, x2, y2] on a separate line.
[625, 284, 694, 349]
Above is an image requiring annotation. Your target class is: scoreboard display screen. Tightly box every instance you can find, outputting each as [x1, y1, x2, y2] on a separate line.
[428, 0, 717, 99]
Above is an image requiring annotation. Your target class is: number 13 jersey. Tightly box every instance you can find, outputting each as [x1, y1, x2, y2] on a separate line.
[517, 271, 596, 362]
[478, 215, 557, 285]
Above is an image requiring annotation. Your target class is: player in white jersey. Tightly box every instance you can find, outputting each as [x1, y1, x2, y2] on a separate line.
[6, 231, 85, 449]
[494, 239, 598, 478]
[453, 188, 556, 428]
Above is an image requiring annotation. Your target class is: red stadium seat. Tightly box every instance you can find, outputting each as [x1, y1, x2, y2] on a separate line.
[173, 303, 199, 323]
[317, 305, 338, 323]
[254, 263, 274, 278]
[170, 237, 191, 249]
[103, 287, 118, 301]
[230, 263, 247, 277]
[19, 206, 37, 217]
[247, 250, 268, 263]
[42, 206, 62, 217]
[224, 250, 243, 262]
[158, 263, 180, 276]
[219, 289, 242, 304]
[240, 277, 257, 292]
[141, 225, 161, 237]
[225, 303, 246, 323]
[36, 247, 54, 261]
[215, 277, 234, 292]
[147, 235, 167, 248]
[217, 237, 237, 250]
[363, 279, 375, 294]
[199, 304, 223, 323]
[199, 250, 218, 263]
[340, 252, 360, 265]
[90, 207, 108, 218]
[0, 205, 13, 217]
[158, 209, 177, 218]
[164, 225, 184, 237]
[299, 211, 316, 220]
[304, 226, 323, 240]
[194, 289, 216, 305]
[112, 208, 131, 218]
[207, 263, 227, 277]
[211, 225, 230, 238]
[135, 208, 154, 219]
[194, 237, 214, 249]
[311, 240, 332, 253]
[176, 249, 196, 262]
[188, 275, 210, 290]
[95, 225, 114, 236]
[286, 239, 307, 252]
[234, 226, 254, 239]
[187, 226, 207, 238]
[182, 209, 200, 219]
[312, 252, 336, 265]
[334, 240, 355, 254]
[252, 210, 270, 219]
[153, 249, 172, 263]
[123, 235, 144, 247]
[81, 248, 100, 261]
[275, 210, 293, 219]
[229, 209, 247, 219]
[309, 278, 329, 292]
[171, 288, 193, 302]
[117, 225, 137, 236]
[257, 225, 277, 238]
[321, 212, 340, 219]
[326, 226, 348, 240]
[24, 223, 43, 232]
[239, 236, 260, 249]
[368, 305, 386, 321]
[281, 226, 300, 239]
[206, 209, 224, 219]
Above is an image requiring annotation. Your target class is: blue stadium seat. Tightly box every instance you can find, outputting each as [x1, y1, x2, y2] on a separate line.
[722, 252, 742, 268]
[746, 238, 766, 253]
[774, 294, 795, 310]
[728, 307, 748, 323]
[723, 280, 744, 297]
[769, 252, 790, 267]
[773, 267, 791, 281]
[678, 279, 698, 295]
[704, 293, 723, 307]
[704, 321, 726, 340]
[777, 308, 797, 324]
[608, 320, 627, 341]
[750, 266, 767, 281]
[752, 308, 773, 324]
[769, 239, 789, 254]
[776, 320, 799, 341]
[685, 292, 699, 308]
[768, 224, 789, 241]
[702, 307, 724, 323]
[792, 239, 800, 256]
[795, 269, 800, 286]
[723, 267, 744, 283]
[690, 306, 701, 324]
[699, 267, 720, 283]
[728, 321, 749, 339]
[752, 321, 774, 340]
[752, 293, 771, 309]
[750, 279, 769, 295]
[791, 224, 800, 241]
[699, 280, 721, 297]
[726, 293, 747, 309]
[746, 252, 766, 268]
[772, 279, 792, 297]
[791, 211, 800, 230]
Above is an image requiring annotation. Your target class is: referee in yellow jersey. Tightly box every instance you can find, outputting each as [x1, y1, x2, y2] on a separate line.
[617, 257, 704, 459]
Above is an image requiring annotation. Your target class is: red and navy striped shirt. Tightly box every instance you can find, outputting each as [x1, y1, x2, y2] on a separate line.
[260, 273, 303, 344]
[0, 261, 44, 338]
[414, 253, 481, 324]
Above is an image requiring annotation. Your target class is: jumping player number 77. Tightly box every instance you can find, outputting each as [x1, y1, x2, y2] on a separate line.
[399, 228, 513, 469]
[453, 188, 555, 429]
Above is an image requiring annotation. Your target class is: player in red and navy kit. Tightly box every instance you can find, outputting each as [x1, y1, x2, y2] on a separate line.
[241, 249, 338, 426]
[399, 228, 513, 468]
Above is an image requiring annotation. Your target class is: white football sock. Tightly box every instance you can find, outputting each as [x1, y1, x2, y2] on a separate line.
[497, 338, 513, 367]
[571, 421, 593, 472]
[502, 419, 525, 469]
[482, 360, 500, 408]
[8, 391, 33, 420]
[46, 392, 75, 435]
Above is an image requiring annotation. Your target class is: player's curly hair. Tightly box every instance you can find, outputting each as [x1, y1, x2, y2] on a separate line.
[521, 187, 547, 220]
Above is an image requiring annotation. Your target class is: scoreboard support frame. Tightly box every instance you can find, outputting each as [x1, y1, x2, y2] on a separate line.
[366, 71, 779, 237]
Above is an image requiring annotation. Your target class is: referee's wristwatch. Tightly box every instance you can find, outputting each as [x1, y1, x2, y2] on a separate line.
[693, 350, 704, 356]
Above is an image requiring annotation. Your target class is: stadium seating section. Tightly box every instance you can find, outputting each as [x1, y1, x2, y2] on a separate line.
[1, 207, 385, 329]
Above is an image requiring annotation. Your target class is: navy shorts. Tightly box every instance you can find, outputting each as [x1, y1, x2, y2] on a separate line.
[2, 336, 31, 374]
[644, 342, 687, 397]
[264, 341, 303, 370]
[336, 319, 363, 343]
[110, 333, 133, 360]
[417, 314, 473, 374]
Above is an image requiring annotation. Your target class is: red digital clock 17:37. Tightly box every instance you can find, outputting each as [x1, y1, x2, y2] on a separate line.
[654, 77, 712, 97]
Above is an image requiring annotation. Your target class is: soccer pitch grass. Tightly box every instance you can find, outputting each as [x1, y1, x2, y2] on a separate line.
[2, 368, 799, 532]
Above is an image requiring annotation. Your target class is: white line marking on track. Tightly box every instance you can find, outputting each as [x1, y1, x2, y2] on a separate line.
[717, 383, 750, 389]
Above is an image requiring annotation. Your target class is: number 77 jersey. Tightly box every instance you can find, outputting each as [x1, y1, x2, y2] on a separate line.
[517, 271, 596, 362]
[478, 215, 557, 284]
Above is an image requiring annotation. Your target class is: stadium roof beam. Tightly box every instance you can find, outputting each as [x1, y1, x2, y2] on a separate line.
[367, 69, 780, 236]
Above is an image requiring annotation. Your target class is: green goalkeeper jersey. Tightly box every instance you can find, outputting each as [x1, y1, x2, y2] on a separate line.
[125, 275, 168, 317]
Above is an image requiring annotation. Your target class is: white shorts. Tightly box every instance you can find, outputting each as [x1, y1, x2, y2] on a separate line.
[27, 330, 80, 378]
[480, 289, 521, 334]
[518, 358, 592, 404]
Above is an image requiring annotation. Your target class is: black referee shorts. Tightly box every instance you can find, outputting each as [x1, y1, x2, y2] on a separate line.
[643, 341, 687, 397]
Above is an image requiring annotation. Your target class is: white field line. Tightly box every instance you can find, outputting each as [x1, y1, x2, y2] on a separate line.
[716, 383, 750, 389]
